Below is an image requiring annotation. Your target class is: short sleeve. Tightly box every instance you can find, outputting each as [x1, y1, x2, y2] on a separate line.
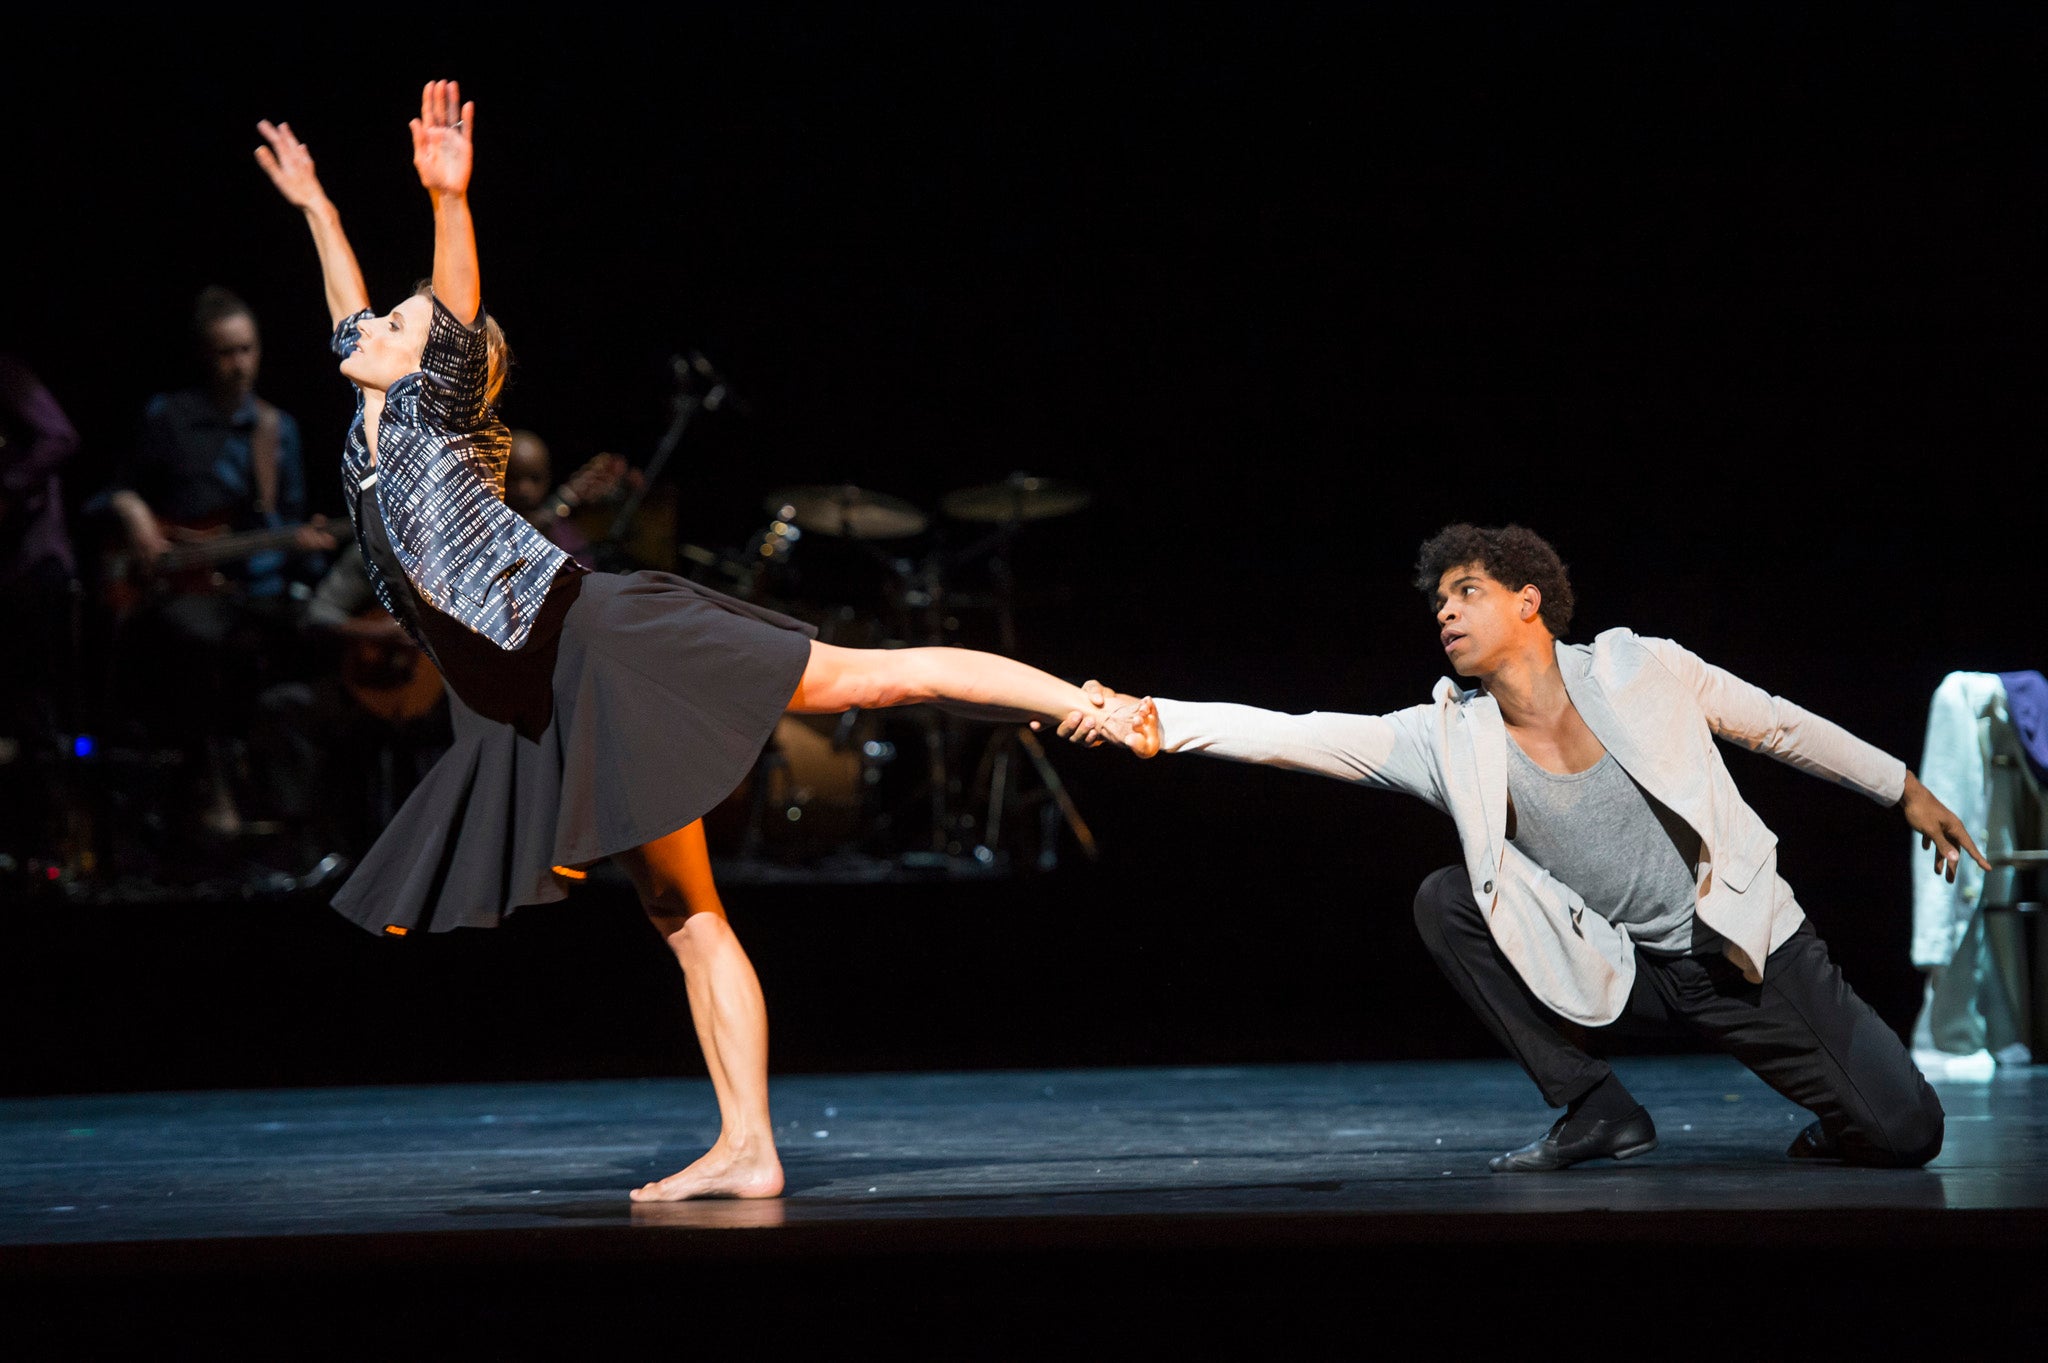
[417, 296, 495, 431]
[331, 309, 375, 359]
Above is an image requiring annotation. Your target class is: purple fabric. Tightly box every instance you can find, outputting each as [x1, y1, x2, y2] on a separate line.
[542, 515, 598, 573]
[0, 353, 79, 580]
[1999, 671, 2048, 785]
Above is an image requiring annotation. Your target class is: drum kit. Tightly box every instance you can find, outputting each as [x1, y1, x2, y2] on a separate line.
[682, 472, 1100, 880]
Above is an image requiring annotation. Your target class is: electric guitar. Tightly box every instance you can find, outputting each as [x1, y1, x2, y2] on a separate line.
[100, 514, 352, 613]
[341, 608, 448, 725]
[527, 452, 638, 534]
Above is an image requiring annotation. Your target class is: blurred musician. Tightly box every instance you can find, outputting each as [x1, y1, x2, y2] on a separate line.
[0, 352, 85, 876]
[95, 287, 336, 837]
[503, 428, 637, 571]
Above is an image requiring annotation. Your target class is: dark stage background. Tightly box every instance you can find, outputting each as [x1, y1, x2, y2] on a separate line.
[5, 4, 2044, 1096]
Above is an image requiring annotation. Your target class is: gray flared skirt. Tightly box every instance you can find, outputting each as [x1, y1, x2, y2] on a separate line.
[329, 571, 815, 936]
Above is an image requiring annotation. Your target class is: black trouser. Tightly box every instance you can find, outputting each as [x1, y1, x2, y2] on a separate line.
[1412, 866, 1945, 1168]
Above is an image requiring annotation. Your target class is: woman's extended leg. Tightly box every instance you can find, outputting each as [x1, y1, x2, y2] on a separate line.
[789, 640, 1100, 720]
[613, 819, 783, 1201]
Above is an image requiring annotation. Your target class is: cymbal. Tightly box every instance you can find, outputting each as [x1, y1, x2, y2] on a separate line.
[940, 473, 1093, 524]
[764, 485, 929, 539]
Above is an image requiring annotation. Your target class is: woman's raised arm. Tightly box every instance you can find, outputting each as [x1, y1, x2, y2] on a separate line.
[410, 80, 481, 326]
[254, 119, 371, 328]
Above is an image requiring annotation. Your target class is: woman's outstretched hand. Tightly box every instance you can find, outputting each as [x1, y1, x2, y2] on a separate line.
[253, 120, 330, 210]
[410, 79, 474, 197]
[253, 114, 371, 325]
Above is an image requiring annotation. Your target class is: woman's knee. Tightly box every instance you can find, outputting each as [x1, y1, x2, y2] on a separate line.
[794, 642, 884, 714]
[658, 907, 737, 967]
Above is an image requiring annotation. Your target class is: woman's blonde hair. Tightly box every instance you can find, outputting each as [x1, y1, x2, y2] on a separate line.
[413, 281, 514, 408]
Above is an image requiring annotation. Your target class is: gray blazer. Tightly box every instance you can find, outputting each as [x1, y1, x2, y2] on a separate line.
[335, 301, 569, 652]
[1152, 629, 1908, 1025]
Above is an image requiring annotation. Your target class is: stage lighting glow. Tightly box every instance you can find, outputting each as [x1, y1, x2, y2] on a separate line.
[72, 735, 95, 758]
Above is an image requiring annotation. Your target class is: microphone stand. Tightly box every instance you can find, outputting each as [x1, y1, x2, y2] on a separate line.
[598, 354, 729, 571]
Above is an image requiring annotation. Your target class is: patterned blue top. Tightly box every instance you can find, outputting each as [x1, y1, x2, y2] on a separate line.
[333, 299, 569, 651]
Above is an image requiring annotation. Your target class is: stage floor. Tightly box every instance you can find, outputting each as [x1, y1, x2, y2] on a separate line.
[6, 1056, 2046, 1351]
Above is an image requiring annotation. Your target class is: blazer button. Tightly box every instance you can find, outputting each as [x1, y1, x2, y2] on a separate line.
[1481, 879, 1494, 895]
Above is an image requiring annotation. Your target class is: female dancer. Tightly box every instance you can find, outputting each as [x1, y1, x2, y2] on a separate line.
[255, 82, 1108, 1201]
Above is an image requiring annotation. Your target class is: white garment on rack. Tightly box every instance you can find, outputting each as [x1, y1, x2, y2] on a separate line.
[1911, 671, 2003, 968]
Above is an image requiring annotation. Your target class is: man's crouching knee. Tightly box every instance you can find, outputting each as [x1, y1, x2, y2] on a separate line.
[1873, 1093, 1945, 1169]
[1839, 1090, 1945, 1169]
[1412, 865, 1477, 956]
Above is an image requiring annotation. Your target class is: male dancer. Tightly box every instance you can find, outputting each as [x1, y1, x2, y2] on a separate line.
[1068, 523, 1983, 1170]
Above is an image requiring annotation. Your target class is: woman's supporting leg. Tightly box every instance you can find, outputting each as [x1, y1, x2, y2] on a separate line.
[789, 640, 1098, 720]
[613, 819, 784, 1201]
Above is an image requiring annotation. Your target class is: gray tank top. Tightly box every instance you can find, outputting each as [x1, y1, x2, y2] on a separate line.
[1504, 739, 1720, 956]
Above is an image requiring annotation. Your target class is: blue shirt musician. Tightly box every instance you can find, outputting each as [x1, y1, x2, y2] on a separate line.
[92, 288, 339, 840]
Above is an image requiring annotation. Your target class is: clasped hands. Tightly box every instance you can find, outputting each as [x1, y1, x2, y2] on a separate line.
[1042, 681, 1162, 758]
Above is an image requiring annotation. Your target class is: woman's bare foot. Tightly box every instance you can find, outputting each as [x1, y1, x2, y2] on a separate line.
[629, 1137, 785, 1202]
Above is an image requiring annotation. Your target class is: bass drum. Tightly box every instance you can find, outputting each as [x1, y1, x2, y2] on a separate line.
[705, 711, 876, 863]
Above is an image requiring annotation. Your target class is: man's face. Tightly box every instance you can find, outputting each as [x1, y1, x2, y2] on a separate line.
[505, 436, 552, 513]
[1432, 562, 1538, 677]
[203, 313, 261, 403]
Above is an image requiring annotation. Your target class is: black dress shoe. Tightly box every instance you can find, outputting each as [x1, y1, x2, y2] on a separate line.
[1786, 1119, 1839, 1160]
[1489, 1105, 1658, 1172]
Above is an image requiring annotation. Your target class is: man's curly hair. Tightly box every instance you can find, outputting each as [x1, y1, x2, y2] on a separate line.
[1412, 523, 1575, 638]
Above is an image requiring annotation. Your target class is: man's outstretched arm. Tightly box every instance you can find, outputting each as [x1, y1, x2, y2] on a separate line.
[1639, 636, 1988, 883]
[1058, 684, 1446, 808]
